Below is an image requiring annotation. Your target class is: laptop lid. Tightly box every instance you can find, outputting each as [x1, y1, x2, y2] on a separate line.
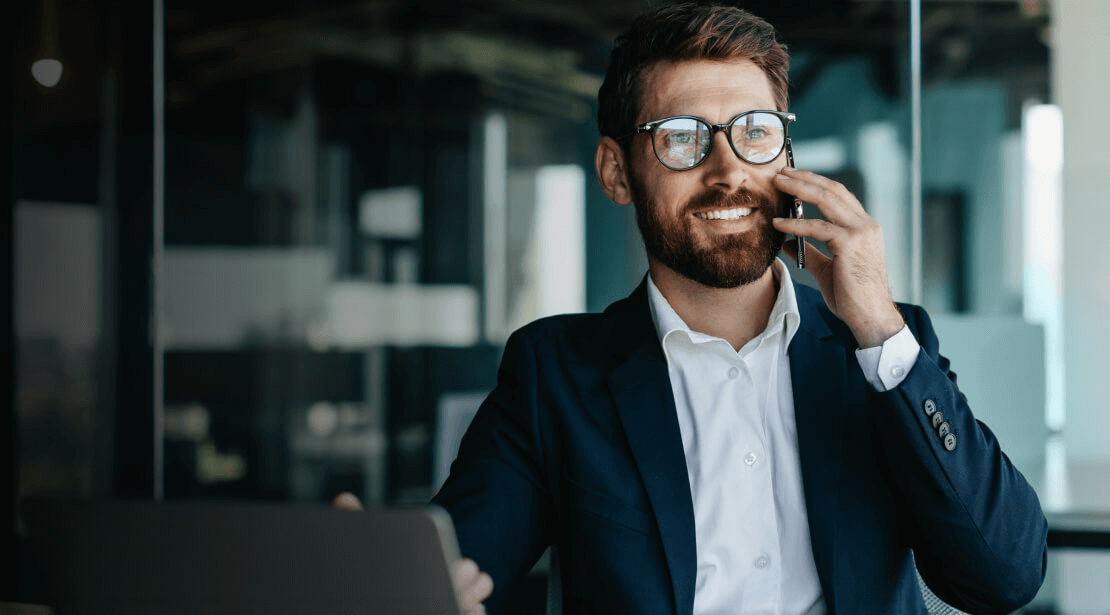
[21, 498, 464, 615]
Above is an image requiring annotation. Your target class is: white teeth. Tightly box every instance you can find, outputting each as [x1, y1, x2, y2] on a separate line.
[695, 208, 753, 220]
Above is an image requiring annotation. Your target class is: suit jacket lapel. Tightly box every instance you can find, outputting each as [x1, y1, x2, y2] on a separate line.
[605, 280, 697, 615]
[789, 279, 847, 613]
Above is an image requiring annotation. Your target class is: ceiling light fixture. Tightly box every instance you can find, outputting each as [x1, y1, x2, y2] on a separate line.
[32, 0, 63, 88]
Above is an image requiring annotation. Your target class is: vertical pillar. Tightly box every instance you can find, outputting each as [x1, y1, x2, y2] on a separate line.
[1057, 0, 1110, 467]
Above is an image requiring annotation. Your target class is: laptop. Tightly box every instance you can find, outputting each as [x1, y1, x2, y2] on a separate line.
[21, 498, 464, 615]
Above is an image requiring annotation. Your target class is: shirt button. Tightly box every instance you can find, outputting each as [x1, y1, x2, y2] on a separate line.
[892, 366, 905, 378]
[744, 452, 757, 466]
[728, 366, 740, 379]
[754, 555, 771, 569]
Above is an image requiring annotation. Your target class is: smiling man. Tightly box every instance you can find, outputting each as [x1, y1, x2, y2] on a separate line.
[430, 3, 1048, 615]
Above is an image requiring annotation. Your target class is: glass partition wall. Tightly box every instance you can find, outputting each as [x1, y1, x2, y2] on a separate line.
[154, 0, 931, 506]
[157, 0, 603, 504]
[14, 0, 1092, 611]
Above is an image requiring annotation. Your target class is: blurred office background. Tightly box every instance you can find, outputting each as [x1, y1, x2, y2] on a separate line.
[6, 0, 1110, 612]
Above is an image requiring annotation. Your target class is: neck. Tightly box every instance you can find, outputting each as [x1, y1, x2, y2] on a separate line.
[649, 258, 780, 352]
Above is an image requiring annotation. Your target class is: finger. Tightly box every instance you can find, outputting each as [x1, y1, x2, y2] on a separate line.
[331, 492, 363, 510]
[453, 558, 479, 585]
[779, 165, 856, 194]
[774, 169, 861, 225]
[463, 572, 494, 607]
[772, 216, 840, 244]
[453, 559, 493, 609]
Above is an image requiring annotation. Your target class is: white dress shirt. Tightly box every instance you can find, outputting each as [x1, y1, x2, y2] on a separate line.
[646, 259, 918, 615]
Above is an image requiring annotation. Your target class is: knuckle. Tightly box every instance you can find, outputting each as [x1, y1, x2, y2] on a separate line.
[456, 561, 477, 580]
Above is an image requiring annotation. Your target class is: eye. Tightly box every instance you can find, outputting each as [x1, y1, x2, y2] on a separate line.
[746, 128, 767, 140]
[667, 131, 696, 146]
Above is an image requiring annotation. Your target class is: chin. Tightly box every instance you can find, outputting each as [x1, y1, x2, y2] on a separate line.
[681, 227, 785, 289]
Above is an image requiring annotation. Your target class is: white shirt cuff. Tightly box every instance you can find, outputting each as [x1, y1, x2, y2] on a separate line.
[854, 325, 919, 392]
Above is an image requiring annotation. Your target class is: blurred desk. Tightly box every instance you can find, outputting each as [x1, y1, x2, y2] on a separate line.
[0, 603, 54, 615]
[1046, 511, 1110, 549]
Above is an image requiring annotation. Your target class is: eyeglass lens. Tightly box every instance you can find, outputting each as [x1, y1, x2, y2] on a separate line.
[652, 112, 786, 170]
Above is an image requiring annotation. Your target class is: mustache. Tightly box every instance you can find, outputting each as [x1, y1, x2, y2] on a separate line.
[682, 187, 778, 216]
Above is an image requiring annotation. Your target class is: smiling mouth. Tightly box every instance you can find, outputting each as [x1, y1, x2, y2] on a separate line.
[694, 207, 753, 220]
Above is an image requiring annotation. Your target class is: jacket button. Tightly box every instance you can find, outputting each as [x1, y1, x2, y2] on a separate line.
[944, 433, 958, 451]
[937, 422, 951, 438]
[931, 411, 945, 430]
[923, 399, 937, 415]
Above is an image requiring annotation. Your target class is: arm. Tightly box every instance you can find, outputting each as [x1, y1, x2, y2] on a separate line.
[773, 168, 1047, 612]
[431, 328, 554, 615]
[873, 304, 1047, 613]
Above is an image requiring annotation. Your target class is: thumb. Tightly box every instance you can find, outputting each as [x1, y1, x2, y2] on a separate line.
[784, 239, 830, 275]
[785, 239, 838, 313]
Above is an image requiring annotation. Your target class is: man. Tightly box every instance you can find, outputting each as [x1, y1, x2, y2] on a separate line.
[343, 3, 1047, 614]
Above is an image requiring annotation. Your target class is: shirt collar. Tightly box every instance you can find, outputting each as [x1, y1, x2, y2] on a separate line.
[646, 258, 802, 355]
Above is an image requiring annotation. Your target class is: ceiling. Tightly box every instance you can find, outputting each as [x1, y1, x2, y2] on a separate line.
[15, 0, 1050, 129]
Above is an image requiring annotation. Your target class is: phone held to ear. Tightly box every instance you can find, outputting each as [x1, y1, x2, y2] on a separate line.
[784, 137, 805, 269]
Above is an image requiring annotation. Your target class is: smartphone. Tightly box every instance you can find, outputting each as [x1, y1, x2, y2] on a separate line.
[783, 137, 805, 269]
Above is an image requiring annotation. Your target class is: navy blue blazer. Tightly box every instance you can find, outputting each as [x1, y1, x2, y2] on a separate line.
[432, 278, 1047, 615]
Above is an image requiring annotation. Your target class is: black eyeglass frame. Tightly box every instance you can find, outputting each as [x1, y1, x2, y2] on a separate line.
[621, 109, 797, 171]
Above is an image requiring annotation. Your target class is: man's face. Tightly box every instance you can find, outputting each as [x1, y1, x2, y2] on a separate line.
[627, 59, 789, 288]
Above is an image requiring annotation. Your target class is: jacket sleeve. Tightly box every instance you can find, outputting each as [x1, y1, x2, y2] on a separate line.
[873, 303, 1048, 614]
[430, 328, 553, 615]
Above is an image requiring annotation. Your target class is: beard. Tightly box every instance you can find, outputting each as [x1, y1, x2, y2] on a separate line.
[630, 172, 787, 289]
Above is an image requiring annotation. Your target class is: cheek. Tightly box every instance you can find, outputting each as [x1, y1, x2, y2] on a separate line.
[752, 169, 784, 198]
[650, 174, 699, 209]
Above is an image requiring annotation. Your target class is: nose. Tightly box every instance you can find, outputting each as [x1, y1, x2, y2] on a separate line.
[699, 130, 757, 191]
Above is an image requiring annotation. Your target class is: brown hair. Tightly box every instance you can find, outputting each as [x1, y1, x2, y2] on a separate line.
[597, 2, 790, 141]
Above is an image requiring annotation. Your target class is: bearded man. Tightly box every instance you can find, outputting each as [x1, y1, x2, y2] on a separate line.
[344, 3, 1048, 614]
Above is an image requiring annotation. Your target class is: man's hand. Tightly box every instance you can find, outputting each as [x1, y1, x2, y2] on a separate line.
[331, 492, 493, 615]
[771, 166, 904, 348]
[452, 557, 494, 615]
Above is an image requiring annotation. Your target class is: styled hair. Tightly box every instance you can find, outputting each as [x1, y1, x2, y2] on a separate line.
[597, 2, 790, 140]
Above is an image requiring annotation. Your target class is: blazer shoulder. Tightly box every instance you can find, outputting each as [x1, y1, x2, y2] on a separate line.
[508, 290, 645, 358]
[512, 312, 596, 343]
[509, 311, 614, 352]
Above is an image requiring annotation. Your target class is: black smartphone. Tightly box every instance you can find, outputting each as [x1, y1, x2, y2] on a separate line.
[783, 137, 805, 269]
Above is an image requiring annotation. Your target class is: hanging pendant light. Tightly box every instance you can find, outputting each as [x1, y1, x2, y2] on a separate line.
[32, 0, 63, 87]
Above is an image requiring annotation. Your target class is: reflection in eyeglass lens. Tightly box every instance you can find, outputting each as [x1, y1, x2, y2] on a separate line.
[731, 113, 785, 163]
[656, 118, 709, 168]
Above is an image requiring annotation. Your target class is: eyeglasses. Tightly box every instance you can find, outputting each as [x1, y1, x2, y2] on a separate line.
[622, 110, 796, 171]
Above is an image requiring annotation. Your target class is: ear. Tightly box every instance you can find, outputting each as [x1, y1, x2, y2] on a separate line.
[595, 136, 634, 205]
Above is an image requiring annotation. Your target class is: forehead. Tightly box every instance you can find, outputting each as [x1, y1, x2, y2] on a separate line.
[638, 59, 776, 123]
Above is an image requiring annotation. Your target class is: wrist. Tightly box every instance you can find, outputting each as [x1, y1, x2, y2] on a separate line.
[851, 308, 905, 349]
